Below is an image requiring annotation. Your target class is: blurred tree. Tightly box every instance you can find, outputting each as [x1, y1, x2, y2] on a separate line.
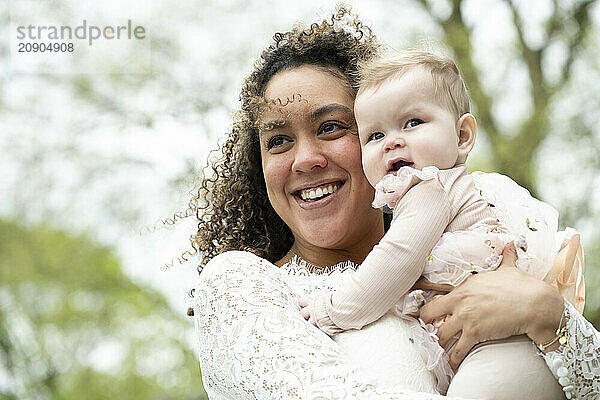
[0, 219, 208, 400]
[584, 247, 600, 322]
[413, 0, 599, 324]
[416, 0, 597, 196]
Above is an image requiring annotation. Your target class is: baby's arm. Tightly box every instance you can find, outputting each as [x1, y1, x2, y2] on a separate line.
[308, 179, 453, 334]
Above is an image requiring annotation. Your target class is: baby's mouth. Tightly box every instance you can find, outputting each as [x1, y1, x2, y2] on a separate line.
[388, 160, 413, 174]
[296, 182, 343, 202]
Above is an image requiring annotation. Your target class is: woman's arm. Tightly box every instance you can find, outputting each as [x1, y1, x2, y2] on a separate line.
[194, 251, 473, 400]
[420, 244, 600, 399]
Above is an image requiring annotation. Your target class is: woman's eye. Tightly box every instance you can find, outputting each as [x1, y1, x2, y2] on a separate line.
[367, 132, 385, 142]
[266, 135, 291, 150]
[405, 119, 424, 129]
[318, 122, 345, 135]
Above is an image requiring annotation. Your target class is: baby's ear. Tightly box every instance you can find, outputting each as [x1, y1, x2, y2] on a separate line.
[457, 113, 477, 162]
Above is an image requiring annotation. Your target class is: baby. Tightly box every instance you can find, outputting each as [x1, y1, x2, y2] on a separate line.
[300, 50, 573, 399]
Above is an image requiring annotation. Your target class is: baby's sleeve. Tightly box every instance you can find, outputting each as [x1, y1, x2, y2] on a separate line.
[314, 176, 454, 334]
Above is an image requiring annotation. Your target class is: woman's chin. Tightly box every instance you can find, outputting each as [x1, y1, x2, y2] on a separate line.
[296, 219, 363, 251]
[296, 225, 345, 248]
[292, 201, 382, 253]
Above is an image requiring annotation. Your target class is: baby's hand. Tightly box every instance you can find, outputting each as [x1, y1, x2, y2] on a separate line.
[298, 297, 317, 326]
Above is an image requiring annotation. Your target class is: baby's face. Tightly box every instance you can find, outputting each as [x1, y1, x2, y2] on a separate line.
[354, 67, 460, 187]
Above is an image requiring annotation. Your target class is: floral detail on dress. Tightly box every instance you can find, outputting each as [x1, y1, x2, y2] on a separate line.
[472, 172, 585, 312]
[472, 171, 560, 280]
[422, 225, 514, 287]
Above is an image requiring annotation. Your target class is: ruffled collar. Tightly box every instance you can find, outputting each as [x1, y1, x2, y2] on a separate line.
[373, 164, 467, 210]
[282, 255, 358, 275]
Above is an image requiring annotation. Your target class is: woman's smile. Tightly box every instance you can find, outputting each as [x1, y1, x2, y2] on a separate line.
[293, 180, 345, 209]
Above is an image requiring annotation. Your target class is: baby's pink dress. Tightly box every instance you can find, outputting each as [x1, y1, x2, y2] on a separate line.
[371, 165, 582, 392]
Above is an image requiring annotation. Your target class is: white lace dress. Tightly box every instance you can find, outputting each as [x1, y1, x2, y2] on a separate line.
[192, 251, 600, 400]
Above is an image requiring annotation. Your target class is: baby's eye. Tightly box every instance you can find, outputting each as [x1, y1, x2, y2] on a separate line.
[367, 132, 385, 142]
[405, 119, 424, 129]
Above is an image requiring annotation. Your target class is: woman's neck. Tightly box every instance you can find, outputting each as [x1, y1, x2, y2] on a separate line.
[276, 245, 357, 269]
[275, 225, 384, 270]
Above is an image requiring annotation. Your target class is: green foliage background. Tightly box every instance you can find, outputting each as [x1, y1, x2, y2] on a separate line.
[0, 220, 208, 399]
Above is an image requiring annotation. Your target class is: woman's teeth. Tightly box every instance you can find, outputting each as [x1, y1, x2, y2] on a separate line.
[299, 183, 339, 201]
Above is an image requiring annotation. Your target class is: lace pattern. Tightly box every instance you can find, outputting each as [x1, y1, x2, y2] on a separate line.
[193, 251, 600, 399]
[542, 302, 600, 400]
[193, 251, 467, 399]
[288, 256, 447, 393]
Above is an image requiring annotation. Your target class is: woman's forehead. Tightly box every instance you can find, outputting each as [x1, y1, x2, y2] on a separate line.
[263, 65, 354, 104]
[259, 65, 355, 123]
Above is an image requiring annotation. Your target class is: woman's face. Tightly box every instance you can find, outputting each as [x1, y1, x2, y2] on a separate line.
[258, 65, 384, 262]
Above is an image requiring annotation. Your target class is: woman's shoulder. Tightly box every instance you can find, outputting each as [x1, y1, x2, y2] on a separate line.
[201, 250, 274, 277]
[208, 249, 266, 262]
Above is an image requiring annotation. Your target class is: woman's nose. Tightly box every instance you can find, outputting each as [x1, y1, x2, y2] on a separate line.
[384, 135, 406, 152]
[291, 139, 327, 172]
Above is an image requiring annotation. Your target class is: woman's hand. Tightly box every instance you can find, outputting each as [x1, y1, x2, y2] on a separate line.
[420, 242, 564, 370]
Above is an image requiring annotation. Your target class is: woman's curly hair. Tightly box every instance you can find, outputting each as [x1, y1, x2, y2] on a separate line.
[187, 5, 380, 273]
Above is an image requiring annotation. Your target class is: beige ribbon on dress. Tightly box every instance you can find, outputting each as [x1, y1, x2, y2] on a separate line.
[543, 232, 585, 313]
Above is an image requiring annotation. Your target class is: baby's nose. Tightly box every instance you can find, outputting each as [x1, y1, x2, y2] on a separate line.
[384, 135, 406, 151]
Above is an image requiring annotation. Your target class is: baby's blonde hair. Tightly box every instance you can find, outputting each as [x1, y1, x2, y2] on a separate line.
[357, 49, 470, 118]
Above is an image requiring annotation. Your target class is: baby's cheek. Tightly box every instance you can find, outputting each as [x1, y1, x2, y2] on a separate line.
[362, 152, 373, 183]
[361, 152, 382, 187]
[428, 148, 457, 169]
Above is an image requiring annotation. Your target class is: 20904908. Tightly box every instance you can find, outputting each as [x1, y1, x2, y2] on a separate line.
[18, 42, 74, 52]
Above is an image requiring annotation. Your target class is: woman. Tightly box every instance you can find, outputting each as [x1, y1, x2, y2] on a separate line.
[190, 7, 599, 399]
